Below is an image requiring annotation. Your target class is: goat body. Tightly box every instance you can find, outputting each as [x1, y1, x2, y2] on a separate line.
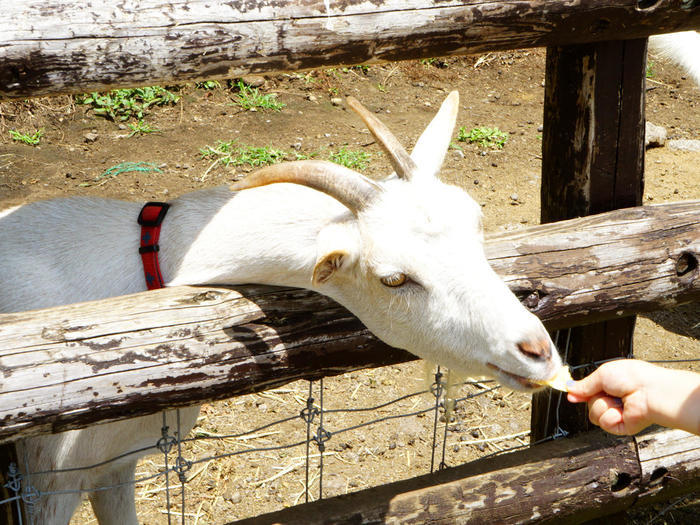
[649, 31, 700, 86]
[0, 92, 561, 524]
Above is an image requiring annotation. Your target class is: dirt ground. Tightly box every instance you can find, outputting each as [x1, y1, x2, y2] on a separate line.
[1, 49, 699, 524]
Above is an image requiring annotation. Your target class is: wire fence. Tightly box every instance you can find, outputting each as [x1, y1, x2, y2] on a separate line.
[2, 327, 698, 524]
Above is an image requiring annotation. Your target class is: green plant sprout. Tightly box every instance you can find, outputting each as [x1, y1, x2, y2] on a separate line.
[200, 141, 287, 167]
[81, 162, 162, 187]
[457, 126, 509, 149]
[75, 86, 180, 121]
[292, 151, 319, 161]
[127, 120, 160, 137]
[646, 60, 656, 79]
[297, 72, 318, 84]
[231, 81, 285, 111]
[195, 80, 221, 90]
[329, 147, 372, 171]
[9, 129, 43, 146]
[199, 140, 289, 180]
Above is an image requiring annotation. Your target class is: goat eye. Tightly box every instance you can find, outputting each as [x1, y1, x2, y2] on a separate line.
[380, 272, 407, 287]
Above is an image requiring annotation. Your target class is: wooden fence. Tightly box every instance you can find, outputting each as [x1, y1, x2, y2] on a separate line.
[1, 202, 699, 442]
[2, 0, 700, 98]
[1, 0, 699, 523]
[233, 427, 700, 524]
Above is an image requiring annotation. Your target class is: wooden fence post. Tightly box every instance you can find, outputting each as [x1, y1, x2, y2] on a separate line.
[532, 39, 647, 440]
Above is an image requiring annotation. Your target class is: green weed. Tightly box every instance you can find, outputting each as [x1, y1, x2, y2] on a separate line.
[292, 151, 319, 161]
[420, 58, 447, 68]
[127, 120, 160, 137]
[76, 86, 180, 121]
[296, 72, 318, 84]
[457, 126, 509, 149]
[9, 129, 43, 146]
[234, 145, 287, 166]
[329, 147, 371, 171]
[232, 81, 285, 111]
[81, 162, 162, 187]
[324, 68, 341, 79]
[199, 140, 290, 180]
[646, 60, 655, 79]
[348, 65, 370, 74]
[196, 80, 221, 90]
[200, 140, 287, 168]
[201, 140, 370, 178]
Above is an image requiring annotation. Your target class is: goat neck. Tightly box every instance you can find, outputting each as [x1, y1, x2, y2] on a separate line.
[163, 184, 351, 289]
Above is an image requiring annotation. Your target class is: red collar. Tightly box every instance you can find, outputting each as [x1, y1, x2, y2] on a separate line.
[138, 202, 170, 290]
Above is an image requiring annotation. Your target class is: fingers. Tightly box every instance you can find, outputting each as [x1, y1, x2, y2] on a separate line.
[588, 394, 623, 429]
[586, 394, 652, 436]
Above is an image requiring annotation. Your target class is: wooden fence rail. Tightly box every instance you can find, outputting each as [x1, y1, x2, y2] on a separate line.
[2, 0, 699, 98]
[1, 201, 698, 443]
[231, 427, 700, 525]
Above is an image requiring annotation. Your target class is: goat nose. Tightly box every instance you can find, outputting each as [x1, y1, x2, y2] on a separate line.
[517, 338, 552, 360]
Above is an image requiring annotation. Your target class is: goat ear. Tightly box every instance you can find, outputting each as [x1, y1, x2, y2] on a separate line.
[313, 222, 359, 285]
[410, 90, 460, 180]
[312, 250, 350, 285]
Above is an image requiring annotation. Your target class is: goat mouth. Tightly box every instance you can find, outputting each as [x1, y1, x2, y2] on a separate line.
[486, 363, 542, 390]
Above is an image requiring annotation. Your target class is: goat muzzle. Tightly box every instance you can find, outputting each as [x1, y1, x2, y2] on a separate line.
[516, 338, 552, 361]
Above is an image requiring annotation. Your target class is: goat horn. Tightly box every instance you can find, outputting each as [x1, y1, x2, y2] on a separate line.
[346, 97, 419, 181]
[231, 160, 382, 214]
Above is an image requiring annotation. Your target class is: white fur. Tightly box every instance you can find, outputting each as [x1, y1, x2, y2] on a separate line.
[0, 92, 561, 524]
[649, 31, 700, 86]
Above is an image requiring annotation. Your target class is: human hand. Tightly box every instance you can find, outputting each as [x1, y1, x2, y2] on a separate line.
[567, 359, 661, 435]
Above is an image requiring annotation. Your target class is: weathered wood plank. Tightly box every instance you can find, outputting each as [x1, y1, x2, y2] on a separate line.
[230, 428, 700, 525]
[486, 200, 700, 328]
[0, 201, 698, 442]
[2, 0, 699, 98]
[0, 285, 409, 442]
[636, 427, 700, 505]
[532, 39, 647, 442]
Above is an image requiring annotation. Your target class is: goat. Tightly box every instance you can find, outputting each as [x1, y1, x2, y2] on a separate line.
[649, 31, 700, 86]
[0, 91, 561, 524]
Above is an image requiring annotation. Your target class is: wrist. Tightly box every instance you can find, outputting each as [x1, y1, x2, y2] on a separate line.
[647, 366, 700, 435]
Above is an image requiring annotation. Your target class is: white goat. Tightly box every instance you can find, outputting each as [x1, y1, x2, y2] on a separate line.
[0, 92, 561, 524]
[649, 31, 700, 86]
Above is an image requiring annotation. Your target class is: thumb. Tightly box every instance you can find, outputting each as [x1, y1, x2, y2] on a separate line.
[566, 369, 606, 400]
